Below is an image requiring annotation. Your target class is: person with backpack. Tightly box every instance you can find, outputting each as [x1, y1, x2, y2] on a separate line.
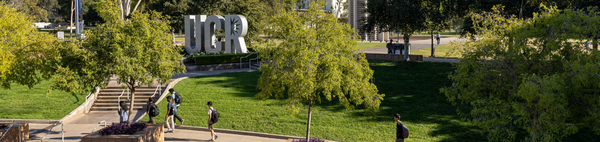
[207, 101, 219, 141]
[436, 33, 441, 45]
[165, 96, 175, 133]
[118, 101, 129, 123]
[169, 88, 185, 125]
[146, 98, 159, 124]
[395, 113, 409, 142]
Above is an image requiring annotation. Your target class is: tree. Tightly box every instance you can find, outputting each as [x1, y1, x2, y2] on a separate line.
[78, 0, 186, 126]
[147, 0, 192, 30]
[0, 3, 61, 89]
[364, 0, 427, 61]
[257, 1, 383, 141]
[441, 5, 600, 142]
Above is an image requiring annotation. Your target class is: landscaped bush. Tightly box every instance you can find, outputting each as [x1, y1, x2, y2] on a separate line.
[292, 138, 325, 142]
[193, 53, 258, 65]
[98, 123, 147, 136]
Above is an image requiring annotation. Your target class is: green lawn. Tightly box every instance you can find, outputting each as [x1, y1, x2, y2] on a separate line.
[140, 60, 487, 141]
[357, 42, 387, 49]
[0, 79, 86, 120]
[411, 44, 462, 58]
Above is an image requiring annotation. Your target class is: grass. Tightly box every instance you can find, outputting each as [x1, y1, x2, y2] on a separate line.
[0, 79, 86, 120]
[140, 60, 487, 141]
[411, 44, 462, 58]
[357, 42, 388, 49]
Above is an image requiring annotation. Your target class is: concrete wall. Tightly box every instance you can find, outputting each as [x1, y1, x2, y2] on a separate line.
[59, 87, 100, 123]
[82, 124, 164, 142]
[0, 123, 29, 142]
[364, 53, 423, 61]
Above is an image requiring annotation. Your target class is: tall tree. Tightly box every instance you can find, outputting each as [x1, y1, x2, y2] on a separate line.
[364, 0, 426, 61]
[257, 1, 383, 141]
[147, 0, 192, 31]
[441, 5, 600, 141]
[80, 0, 186, 126]
[0, 3, 61, 89]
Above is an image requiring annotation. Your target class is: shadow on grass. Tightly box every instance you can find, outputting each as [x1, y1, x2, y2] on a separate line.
[182, 60, 487, 141]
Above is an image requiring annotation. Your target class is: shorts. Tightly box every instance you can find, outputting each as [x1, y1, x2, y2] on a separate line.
[208, 124, 214, 130]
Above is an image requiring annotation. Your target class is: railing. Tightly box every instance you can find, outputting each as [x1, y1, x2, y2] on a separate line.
[91, 120, 107, 133]
[151, 82, 161, 98]
[240, 52, 259, 70]
[40, 121, 63, 142]
[0, 121, 20, 142]
[84, 84, 98, 100]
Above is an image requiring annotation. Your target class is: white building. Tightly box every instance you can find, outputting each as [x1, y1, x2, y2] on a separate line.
[300, 0, 388, 41]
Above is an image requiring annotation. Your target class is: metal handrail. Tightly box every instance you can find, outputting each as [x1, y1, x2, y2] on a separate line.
[84, 84, 97, 100]
[40, 121, 63, 142]
[91, 120, 107, 133]
[0, 121, 20, 142]
[150, 82, 161, 98]
[240, 52, 259, 69]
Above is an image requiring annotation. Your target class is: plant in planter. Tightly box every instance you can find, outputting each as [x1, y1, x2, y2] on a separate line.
[0, 124, 7, 129]
[291, 138, 325, 142]
[99, 123, 148, 136]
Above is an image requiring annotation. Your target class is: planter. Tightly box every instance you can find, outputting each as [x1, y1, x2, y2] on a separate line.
[0, 123, 29, 142]
[82, 124, 164, 142]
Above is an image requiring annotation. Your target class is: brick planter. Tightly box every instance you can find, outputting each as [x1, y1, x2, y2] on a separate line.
[82, 124, 164, 142]
[0, 123, 29, 142]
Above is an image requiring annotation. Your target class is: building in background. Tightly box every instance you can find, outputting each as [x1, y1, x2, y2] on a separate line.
[347, 0, 388, 42]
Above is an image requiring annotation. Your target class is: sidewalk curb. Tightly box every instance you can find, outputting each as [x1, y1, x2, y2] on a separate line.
[170, 125, 337, 142]
[0, 119, 59, 124]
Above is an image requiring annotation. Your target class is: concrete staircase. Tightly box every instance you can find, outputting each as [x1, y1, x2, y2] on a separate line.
[90, 87, 163, 112]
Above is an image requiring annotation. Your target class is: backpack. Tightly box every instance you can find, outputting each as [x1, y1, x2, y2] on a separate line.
[402, 124, 409, 138]
[211, 109, 219, 123]
[174, 92, 183, 104]
[149, 104, 159, 117]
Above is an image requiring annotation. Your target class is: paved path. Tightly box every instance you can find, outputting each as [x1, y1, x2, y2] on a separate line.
[26, 123, 285, 142]
[361, 37, 464, 63]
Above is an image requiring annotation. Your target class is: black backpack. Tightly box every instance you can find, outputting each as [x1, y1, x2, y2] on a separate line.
[174, 92, 183, 104]
[211, 109, 219, 123]
[149, 104, 159, 117]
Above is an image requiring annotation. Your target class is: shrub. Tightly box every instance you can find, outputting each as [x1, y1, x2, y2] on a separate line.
[292, 138, 325, 142]
[98, 123, 148, 136]
[193, 53, 258, 65]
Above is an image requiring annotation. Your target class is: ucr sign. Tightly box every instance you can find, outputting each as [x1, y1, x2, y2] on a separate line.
[184, 15, 248, 54]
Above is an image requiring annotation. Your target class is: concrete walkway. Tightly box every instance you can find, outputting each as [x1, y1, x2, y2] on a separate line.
[26, 123, 285, 142]
[361, 37, 464, 63]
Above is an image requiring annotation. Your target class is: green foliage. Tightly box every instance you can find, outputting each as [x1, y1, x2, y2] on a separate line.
[258, 0, 383, 113]
[147, 0, 192, 30]
[442, 5, 600, 141]
[0, 3, 61, 89]
[193, 53, 255, 65]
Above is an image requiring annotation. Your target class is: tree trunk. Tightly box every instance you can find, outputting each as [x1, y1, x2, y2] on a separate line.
[127, 80, 136, 126]
[594, 36, 598, 50]
[305, 99, 313, 142]
[431, 32, 435, 57]
[403, 34, 410, 61]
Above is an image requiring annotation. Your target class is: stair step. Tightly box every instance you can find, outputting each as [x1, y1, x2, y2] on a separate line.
[95, 99, 152, 103]
[94, 103, 149, 106]
[98, 95, 152, 100]
[104, 87, 159, 90]
[98, 92, 157, 95]
[90, 108, 145, 111]
[100, 88, 161, 92]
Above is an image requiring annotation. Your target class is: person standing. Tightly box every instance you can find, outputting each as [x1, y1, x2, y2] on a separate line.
[169, 88, 185, 125]
[118, 101, 129, 123]
[207, 101, 219, 141]
[395, 114, 408, 142]
[387, 39, 394, 54]
[165, 96, 175, 133]
[436, 33, 441, 45]
[146, 98, 158, 124]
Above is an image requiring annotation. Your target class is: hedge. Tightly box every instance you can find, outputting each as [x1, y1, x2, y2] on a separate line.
[193, 53, 259, 65]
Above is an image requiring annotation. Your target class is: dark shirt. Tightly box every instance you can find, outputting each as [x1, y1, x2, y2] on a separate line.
[147, 103, 157, 117]
[397, 121, 404, 139]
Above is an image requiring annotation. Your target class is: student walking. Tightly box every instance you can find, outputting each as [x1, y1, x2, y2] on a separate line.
[118, 101, 129, 123]
[165, 96, 176, 133]
[207, 101, 219, 141]
[395, 114, 409, 142]
[146, 98, 158, 124]
[169, 88, 185, 125]
[387, 39, 394, 54]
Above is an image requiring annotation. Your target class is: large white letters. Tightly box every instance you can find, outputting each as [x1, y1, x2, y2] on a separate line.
[184, 15, 248, 54]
